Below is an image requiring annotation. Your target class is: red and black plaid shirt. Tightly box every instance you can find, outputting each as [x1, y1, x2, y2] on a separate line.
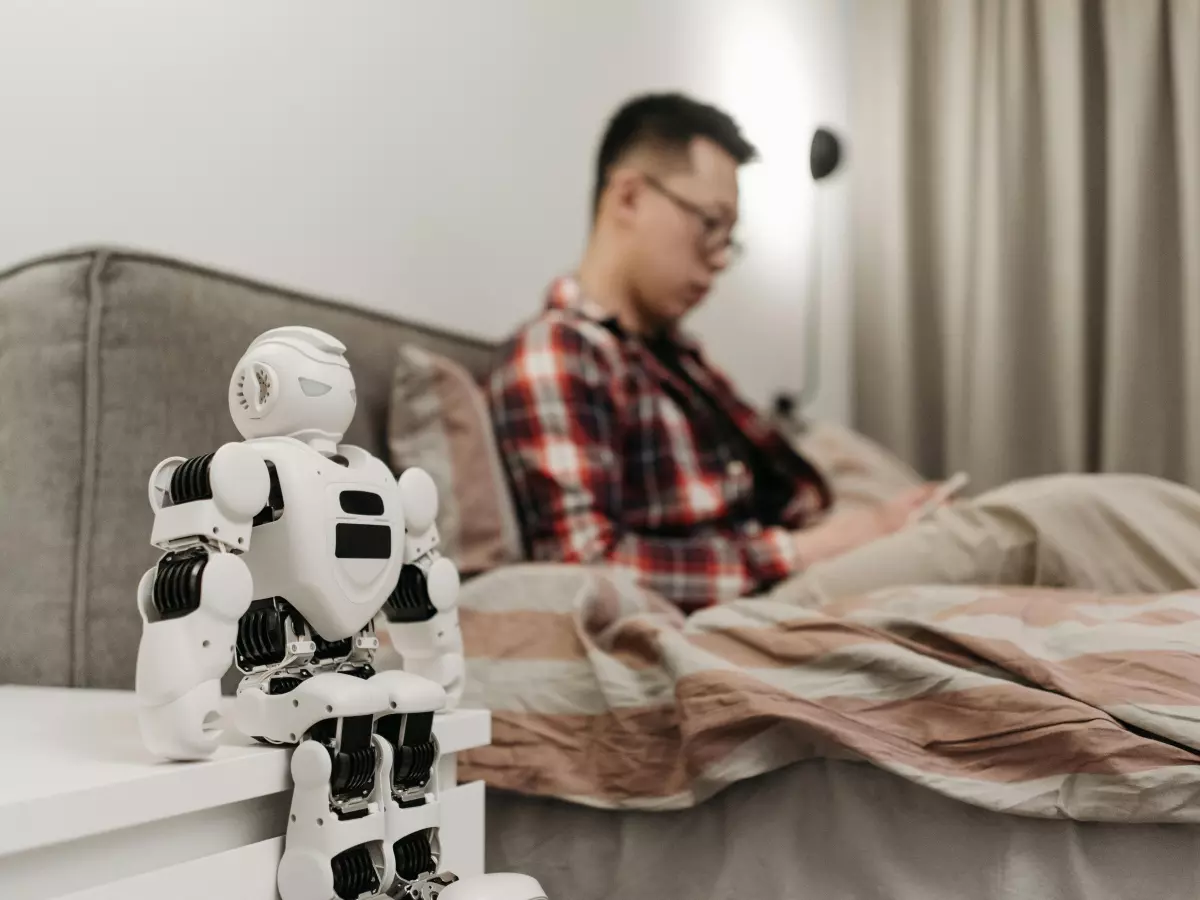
[486, 276, 832, 612]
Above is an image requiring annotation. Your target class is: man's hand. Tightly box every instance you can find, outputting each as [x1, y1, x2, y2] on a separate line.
[790, 483, 947, 568]
[875, 482, 949, 531]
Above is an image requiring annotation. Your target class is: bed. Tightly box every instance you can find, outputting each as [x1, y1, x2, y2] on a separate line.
[461, 566, 1200, 899]
[485, 758, 1200, 900]
[452, 425, 1200, 899]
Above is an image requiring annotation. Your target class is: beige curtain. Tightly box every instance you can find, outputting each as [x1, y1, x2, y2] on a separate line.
[849, 0, 1200, 492]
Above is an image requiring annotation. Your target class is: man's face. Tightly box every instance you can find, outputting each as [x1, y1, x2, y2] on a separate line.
[626, 138, 741, 330]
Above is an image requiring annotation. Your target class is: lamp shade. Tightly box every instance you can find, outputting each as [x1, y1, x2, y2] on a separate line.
[809, 127, 842, 181]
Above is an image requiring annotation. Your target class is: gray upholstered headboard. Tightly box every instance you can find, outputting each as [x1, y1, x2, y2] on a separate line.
[0, 247, 498, 688]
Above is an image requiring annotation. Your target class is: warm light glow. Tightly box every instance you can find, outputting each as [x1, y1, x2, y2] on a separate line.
[705, 0, 817, 273]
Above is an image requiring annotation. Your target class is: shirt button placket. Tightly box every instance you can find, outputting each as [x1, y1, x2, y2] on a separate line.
[724, 459, 748, 507]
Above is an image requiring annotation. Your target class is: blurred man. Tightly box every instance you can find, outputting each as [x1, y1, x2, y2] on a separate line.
[485, 92, 938, 612]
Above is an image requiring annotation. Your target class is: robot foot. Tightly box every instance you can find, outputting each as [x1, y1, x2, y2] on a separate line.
[408, 873, 548, 900]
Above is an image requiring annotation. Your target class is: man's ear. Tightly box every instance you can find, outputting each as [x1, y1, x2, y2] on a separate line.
[605, 168, 642, 226]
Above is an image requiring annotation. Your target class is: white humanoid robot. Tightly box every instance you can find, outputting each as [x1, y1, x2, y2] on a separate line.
[133, 326, 546, 900]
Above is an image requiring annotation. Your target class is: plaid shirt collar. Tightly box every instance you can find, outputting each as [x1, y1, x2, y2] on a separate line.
[542, 272, 810, 485]
[545, 275, 704, 356]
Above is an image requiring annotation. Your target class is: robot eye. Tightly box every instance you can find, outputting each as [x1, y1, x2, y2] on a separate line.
[298, 377, 332, 397]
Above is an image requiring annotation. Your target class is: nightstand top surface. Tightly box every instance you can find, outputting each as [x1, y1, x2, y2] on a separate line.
[0, 685, 489, 855]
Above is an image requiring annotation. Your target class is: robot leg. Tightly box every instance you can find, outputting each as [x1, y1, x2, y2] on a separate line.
[368, 670, 447, 897]
[134, 549, 253, 760]
[372, 733, 445, 899]
[366, 672, 547, 900]
[235, 673, 394, 900]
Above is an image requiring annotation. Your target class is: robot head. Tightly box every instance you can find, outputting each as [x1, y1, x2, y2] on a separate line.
[228, 326, 356, 453]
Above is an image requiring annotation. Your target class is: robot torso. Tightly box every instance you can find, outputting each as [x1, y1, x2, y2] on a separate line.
[242, 437, 404, 641]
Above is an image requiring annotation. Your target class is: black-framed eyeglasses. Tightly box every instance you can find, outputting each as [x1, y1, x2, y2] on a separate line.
[642, 174, 743, 262]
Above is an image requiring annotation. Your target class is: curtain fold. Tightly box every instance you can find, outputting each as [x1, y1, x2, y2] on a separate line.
[850, 0, 1200, 491]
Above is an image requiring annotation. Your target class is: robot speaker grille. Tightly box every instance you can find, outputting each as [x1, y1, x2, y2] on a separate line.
[329, 845, 380, 900]
[169, 453, 215, 504]
[152, 551, 207, 620]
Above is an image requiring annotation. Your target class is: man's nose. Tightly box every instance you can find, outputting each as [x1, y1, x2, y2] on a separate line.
[707, 245, 731, 272]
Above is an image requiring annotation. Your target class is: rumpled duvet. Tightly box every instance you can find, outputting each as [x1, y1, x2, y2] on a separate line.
[455, 565, 1200, 822]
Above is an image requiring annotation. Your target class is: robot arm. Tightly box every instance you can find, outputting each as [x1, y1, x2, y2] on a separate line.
[135, 442, 272, 760]
[380, 468, 465, 708]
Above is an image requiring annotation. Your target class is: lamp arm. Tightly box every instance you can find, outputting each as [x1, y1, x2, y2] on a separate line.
[794, 186, 823, 414]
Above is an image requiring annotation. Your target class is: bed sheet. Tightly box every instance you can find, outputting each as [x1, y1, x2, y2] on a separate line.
[458, 566, 1200, 822]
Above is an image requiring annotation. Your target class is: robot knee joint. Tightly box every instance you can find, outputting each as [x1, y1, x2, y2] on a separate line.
[291, 739, 333, 788]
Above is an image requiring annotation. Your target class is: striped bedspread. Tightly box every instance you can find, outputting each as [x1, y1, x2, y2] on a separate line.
[455, 565, 1200, 821]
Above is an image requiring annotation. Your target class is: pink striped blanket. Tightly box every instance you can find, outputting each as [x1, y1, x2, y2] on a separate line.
[454, 565, 1200, 821]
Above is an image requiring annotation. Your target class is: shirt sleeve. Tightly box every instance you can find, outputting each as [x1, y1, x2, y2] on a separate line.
[488, 318, 799, 611]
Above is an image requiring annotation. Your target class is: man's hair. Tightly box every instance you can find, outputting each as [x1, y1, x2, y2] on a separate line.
[592, 92, 757, 216]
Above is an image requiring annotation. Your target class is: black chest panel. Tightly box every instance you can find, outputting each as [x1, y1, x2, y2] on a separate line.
[334, 523, 392, 559]
[338, 490, 385, 516]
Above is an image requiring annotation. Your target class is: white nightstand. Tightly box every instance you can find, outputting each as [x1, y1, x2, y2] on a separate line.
[0, 685, 490, 900]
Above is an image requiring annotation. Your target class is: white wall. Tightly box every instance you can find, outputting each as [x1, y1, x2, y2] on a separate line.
[0, 0, 851, 422]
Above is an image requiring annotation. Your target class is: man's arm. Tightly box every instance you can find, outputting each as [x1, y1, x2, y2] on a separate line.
[489, 318, 798, 610]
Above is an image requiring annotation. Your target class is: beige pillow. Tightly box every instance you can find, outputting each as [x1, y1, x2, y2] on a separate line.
[791, 420, 926, 510]
[386, 344, 524, 575]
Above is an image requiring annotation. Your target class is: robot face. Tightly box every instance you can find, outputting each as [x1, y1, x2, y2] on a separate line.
[228, 327, 357, 449]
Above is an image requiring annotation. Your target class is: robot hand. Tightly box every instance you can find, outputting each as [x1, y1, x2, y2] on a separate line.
[423, 556, 465, 708]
